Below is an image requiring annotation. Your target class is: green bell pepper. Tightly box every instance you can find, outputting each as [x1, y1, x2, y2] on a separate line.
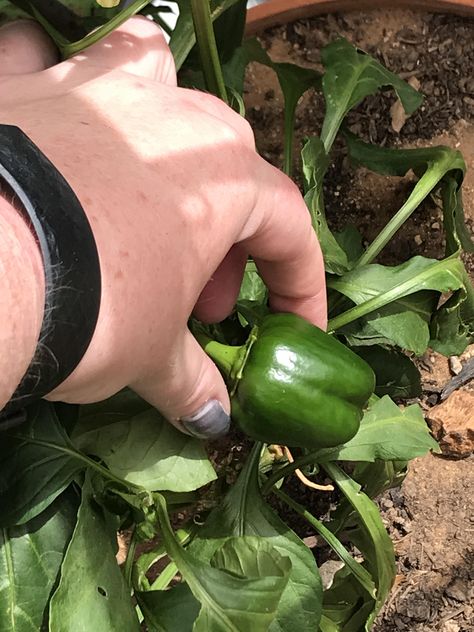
[198, 313, 375, 448]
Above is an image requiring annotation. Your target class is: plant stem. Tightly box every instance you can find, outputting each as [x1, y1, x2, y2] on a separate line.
[327, 254, 460, 332]
[19, 435, 141, 491]
[150, 561, 179, 590]
[272, 487, 376, 596]
[190, 0, 228, 103]
[195, 326, 258, 393]
[283, 103, 296, 177]
[357, 166, 445, 267]
[123, 527, 138, 587]
[194, 331, 243, 377]
[36, 0, 153, 58]
[153, 493, 238, 630]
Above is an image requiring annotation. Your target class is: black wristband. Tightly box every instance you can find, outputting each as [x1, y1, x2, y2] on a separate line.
[0, 125, 101, 422]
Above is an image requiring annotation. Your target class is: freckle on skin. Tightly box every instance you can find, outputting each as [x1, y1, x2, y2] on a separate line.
[114, 270, 124, 280]
[137, 191, 148, 203]
[119, 250, 130, 258]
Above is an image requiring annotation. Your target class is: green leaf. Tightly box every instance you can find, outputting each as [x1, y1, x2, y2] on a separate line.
[49, 473, 140, 631]
[323, 464, 396, 630]
[321, 565, 372, 630]
[212, 0, 247, 65]
[72, 392, 216, 492]
[136, 583, 200, 632]
[352, 460, 408, 501]
[319, 395, 439, 463]
[272, 488, 375, 599]
[321, 39, 423, 151]
[345, 132, 465, 182]
[328, 255, 466, 353]
[151, 492, 291, 632]
[171, 0, 243, 71]
[354, 346, 422, 398]
[193, 536, 291, 632]
[302, 137, 351, 275]
[0, 402, 85, 527]
[334, 225, 364, 265]
[29, 0, 152, 58]
[243, 39, 321, 174]
[430, 267, 474, 356]
[238, 260, 267, 304]
[188, 445, 323, 631]
[0, 489, 79, 632]
[237, 261, 268, 326]
[319, 612, 342, 632]
[343, 133, 466, 265]
[441, 176, 474, 255]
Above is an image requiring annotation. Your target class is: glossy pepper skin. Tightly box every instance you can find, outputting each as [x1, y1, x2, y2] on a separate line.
[230, 313, 375, 448]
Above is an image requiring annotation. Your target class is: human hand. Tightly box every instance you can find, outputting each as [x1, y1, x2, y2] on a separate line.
[0, 17, 326, 437]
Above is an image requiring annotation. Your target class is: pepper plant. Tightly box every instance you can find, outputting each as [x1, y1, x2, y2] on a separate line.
[1, 1, 473, 631]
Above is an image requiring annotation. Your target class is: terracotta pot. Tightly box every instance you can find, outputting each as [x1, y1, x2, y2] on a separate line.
[246, 0, 474, 35]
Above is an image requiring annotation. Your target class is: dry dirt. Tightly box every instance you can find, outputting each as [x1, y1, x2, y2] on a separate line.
[244, 8, 474, 631]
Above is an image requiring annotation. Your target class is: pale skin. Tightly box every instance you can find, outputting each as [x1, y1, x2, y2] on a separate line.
[0, 17, 327, 436]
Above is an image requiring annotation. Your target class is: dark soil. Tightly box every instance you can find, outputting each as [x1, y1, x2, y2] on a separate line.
[245, 10, 474, 274]
[244, 8, 474, 632]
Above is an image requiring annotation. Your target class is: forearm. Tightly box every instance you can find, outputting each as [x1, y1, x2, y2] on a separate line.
[0, 194, 44, 410]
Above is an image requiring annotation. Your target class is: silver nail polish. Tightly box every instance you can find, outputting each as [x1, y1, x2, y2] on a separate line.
[181, 399, 231, 439]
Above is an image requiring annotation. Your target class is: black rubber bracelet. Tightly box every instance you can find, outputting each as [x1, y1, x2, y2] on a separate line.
[0, 125, 101, 421]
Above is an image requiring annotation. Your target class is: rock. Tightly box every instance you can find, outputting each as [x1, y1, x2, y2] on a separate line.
[449, 356, 463, 375]
[414, 234, 423, 246]
[319, 560, 344, 590]
[428, 390, 474, 458]
[445, 577, 470, 602]
[442, 621, 460, 632]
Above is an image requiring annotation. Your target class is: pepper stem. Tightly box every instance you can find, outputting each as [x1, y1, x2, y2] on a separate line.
[194, 326, 259, 394]
[194, 333, 243, 377]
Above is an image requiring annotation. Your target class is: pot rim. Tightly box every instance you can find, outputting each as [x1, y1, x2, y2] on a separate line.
[245, 0, 474, 35]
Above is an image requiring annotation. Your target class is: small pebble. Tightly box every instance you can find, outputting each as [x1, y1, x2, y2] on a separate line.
[431, 221, 440, 230]
[449, 356, 463, 375]
[414, 234, 423, 246]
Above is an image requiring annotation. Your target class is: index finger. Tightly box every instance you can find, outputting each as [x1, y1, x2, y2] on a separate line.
[239, 160, 327, 330]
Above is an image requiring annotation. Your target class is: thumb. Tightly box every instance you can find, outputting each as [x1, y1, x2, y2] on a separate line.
[0, 20, 58, 75]
[73, 16, 176, 84]
[132, 330, 231, 439]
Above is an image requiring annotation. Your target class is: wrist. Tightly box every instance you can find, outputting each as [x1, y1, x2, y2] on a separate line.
[0, 193, 45, 409]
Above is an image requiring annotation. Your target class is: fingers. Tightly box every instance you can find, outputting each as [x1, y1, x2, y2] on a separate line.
[132, 329, 231, 439]
[0, 20, 58, 75]
[72, 16, 176, 85]
[193, 245, 247, 323]
[240, 161, 328, 330]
